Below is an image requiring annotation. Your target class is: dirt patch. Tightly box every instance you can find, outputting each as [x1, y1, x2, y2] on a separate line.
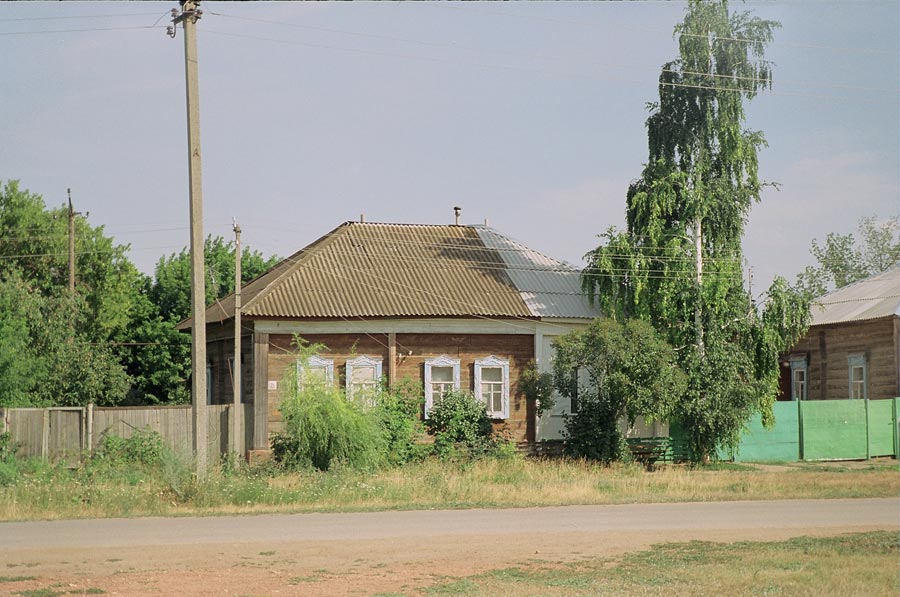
[1, 525, 889, 596]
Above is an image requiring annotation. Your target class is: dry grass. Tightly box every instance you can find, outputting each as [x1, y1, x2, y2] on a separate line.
[422, 531, 900, 596]
[0, 456, 897, 521]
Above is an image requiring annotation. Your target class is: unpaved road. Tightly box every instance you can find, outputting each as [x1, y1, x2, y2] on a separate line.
[2, 498, 896, 596]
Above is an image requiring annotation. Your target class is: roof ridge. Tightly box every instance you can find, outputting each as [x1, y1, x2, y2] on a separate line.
[240, 222, 352, 313]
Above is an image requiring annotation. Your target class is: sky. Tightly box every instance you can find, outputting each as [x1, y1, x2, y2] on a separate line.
[1, 1, 898, 293]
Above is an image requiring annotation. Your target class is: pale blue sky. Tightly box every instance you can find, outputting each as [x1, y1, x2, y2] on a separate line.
[1, 1, 897, 292]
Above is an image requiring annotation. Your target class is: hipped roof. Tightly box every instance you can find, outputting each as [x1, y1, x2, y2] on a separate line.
[810, 265, 900, 326]
[184, 221, 599, 328]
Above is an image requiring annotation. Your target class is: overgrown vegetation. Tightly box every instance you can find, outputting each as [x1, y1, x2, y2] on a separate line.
[0, 455, 895, 522]
[551, 319, 685, 463]
[425, 389, 507, 460]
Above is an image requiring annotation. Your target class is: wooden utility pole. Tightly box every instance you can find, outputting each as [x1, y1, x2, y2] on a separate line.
[172, 0, 207, 474]
[232, 220, 242, 459]
[67, 188, 76, 294]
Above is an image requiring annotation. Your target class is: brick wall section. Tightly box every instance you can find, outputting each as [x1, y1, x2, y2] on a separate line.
[265, 332, 535, 443]
[786, 317, 898, 401]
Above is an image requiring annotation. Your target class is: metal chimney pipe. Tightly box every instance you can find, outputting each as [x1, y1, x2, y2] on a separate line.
[360, 213, 365, 223]
[453, 206, 461, 226]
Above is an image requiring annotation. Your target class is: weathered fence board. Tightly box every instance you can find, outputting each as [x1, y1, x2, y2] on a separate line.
[730, 401, 801, 463]
[4, 404, 250, 466]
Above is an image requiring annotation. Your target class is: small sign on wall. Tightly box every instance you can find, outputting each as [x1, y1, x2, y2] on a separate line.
[268, 380, 277, 390]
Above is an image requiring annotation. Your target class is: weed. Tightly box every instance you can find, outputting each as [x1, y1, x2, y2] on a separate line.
[0, 576, 37, 583]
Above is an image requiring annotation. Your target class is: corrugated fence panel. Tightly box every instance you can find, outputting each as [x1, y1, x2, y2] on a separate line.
[867, 398, 897, 457]
[800, 400, 868, 460]
[733, 401, 801, 462]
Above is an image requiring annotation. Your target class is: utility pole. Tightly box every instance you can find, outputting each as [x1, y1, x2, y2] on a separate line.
[171, 0, 207, 474]
[67, 188, 78, 294]
[232, 220, 242, 459]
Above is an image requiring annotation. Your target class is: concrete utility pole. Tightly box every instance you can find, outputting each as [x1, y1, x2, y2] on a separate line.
[67, 188, 78, 294]
[232, 220, 242, 459]
[171, 0, 207, 474]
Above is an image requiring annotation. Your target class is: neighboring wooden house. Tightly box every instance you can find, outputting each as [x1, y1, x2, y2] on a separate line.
[183, 220, 601, 455]
[779, 266, 900, 402]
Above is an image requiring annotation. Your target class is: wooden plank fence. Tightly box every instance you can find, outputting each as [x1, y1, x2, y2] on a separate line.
[1, 404, 254, 466]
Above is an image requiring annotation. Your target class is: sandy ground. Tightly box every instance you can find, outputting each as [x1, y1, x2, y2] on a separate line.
[2, 499, 896, 596]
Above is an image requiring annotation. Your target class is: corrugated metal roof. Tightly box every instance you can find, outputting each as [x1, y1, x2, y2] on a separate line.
[810, 266, 900, 326]
[474, 226, 601, 319]
[193, 222, 600, 327]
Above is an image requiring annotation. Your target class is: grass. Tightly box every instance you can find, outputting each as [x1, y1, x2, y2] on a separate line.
[423, 531, 900, 596]
[0, 455, 896, 521]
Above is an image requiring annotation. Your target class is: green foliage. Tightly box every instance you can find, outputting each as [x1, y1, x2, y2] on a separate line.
[552, 319, 685, 464]
[150, 234, 280, 323]
[373, 378, 427, 466]
[274, 349, 386, 471]
[518, 361, 556, 418]
[580, 3, 808, 462]
[796, 214, 900, 297]
[425, 389, 499, 459]
[93, 428, 165, 468]
[0, 432, 20, 486]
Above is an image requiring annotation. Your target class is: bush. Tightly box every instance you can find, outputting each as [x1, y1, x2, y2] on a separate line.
[373, 378, 427, 466]
[0, 431, 20, 486]
[93, 427, 165, 468]
[425, 390, 499, 459]
[275, 381, 387, 472]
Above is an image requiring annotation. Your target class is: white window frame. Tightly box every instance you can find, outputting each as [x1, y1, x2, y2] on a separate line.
[789, 355, 808, 401]
[345, 355, 383, 400]
[424, 355, 460, 417]
[848, 353, 867, 400]
[297, 355, 334, 389]
[474, 355, 510, 419]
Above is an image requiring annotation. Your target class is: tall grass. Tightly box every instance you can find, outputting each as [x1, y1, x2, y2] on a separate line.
[0, 455, 896, 521]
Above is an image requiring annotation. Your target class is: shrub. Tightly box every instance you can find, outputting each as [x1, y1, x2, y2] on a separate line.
[425, 390, 499, 459]
[275, 381, 387, 472]
[0, 431, 20, 486]
[93, 427, 165, 467]
[373, 378, 427, 466]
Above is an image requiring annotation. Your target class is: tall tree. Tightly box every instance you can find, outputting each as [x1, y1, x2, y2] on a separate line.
[150, 235, 279, 323]
[797, 215, 900, 297]
[581, 1, 808, 461]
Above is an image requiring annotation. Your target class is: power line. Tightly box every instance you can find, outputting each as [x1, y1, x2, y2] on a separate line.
[0, 12, 165, 23]
[0, 25, 163, 36]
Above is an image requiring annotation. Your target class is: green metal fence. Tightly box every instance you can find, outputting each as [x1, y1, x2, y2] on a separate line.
[730, 398, 899, 462]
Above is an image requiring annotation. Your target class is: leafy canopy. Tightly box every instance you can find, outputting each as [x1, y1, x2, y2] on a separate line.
[580, 1, 808, 462]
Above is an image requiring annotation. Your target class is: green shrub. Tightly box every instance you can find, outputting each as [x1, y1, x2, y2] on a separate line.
[0, 431, 20, 486]
[274, 381, 387, 472]
[425, 390, 498, 459]
[373, 378, 427, 466]
[93, 427, 165, 468]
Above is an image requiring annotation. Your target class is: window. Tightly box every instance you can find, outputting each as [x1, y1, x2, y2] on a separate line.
[848, 353, 867, 399]
[345, 355, 383, 400]
[424, 356, 460, 417]
[790, 355, 807, 401]
[297, 355, 334, 389]
[474, 356, 510, 419]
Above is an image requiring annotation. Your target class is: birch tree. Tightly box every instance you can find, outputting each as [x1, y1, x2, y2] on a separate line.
[582, 0, 808, 461]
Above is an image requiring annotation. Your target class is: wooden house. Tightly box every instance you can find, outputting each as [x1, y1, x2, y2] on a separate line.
[780, 266, 900, 402]
[184, 220, 601, 456]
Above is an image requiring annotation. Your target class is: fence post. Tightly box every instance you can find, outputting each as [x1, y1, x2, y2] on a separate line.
[1, 408, 7, 434]
[797, 399, 804, 461]
[41, 408, 50, 461]
[86, 403, 94, 456]
[894, 398, 899, 459]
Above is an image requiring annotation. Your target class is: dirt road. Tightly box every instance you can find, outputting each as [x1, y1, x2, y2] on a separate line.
[2, 498, 896, 596]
